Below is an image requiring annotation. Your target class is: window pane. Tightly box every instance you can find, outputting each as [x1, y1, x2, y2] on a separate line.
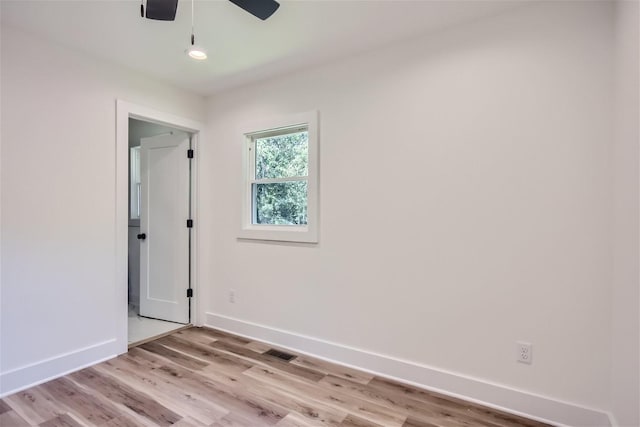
[130, 147, 141, 220]
[255, 131, 308, 179]
[253, 181, 308, 225]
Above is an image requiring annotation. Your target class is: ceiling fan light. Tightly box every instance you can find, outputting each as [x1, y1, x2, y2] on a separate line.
[186, 46, 207, 60]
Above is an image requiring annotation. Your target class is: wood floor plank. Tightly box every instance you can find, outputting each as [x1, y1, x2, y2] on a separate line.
[65, 370, 178, 427]
[184, 352, 348, 427]
[156, 334, 254, 373]
[173, 328, 219, 347]
[245, 341, 274, 354]
[198, 327, 252, 346]
[209, 339, 326, 382]
[97, 354, 229, 425]
[319, 375, 500, 427]
[276, 413, 318, 427]
[3, 388, 64, 425]
[290, 356, 374, 385]
[38, 377, 122, 425]
[340, 414, 384, 427]
[254, 390, 345, 426]
[172, 416, 209, 427]
[69, 367, 182, 426]
[38, 412, 85, 427]
[0, 399, 12, 414]
[211, 412, 273, 427]
[138, 340, 209, 371]
[2, 327, 550, 427]
[0, 409, 32, 427]
[186, 357, 339, 427]
[246, 379, 347, 426]
[102, 415, 150, 427]
[366, 377, 542, 427]
[129, 347, 289, 425]
[403, 416, 441, 427]
[244, 365, 407, 427]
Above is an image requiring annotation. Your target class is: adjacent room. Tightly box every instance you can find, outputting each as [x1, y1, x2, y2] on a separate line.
[127, 118, 192, 345]
[1, 1, 638, 426]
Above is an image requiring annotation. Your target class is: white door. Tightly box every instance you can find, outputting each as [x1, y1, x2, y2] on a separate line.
[139, 132, 190, 324]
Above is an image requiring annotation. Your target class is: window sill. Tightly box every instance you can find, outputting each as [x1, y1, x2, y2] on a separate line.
[238, 225, 318, 243]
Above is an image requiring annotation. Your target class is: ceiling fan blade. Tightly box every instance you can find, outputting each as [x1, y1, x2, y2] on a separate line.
[145, 0, 178, 21]
[228, 0, 280, 20]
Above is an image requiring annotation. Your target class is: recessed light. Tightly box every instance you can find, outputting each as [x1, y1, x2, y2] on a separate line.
[186, 46, 207, 60]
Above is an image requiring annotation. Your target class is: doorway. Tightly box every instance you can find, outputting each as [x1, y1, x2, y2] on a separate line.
[127, 118, 193, 345]
[116, 100, 203, 353]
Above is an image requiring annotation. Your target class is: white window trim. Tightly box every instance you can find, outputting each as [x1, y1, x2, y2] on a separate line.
[129, 146, 141, 223]
[239, 111, 319, 243]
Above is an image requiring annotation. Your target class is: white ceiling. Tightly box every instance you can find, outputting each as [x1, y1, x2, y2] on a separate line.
[1, 0, 524, 95]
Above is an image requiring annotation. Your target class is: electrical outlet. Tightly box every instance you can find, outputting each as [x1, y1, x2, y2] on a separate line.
[229, 289, 236, 303]
[516, 341, 532, 364]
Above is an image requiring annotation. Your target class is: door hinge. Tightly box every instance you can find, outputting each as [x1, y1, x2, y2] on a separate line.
[187, 288, 193, 298]
[187, 149, 194, 159]
[186, 219, 193, 228]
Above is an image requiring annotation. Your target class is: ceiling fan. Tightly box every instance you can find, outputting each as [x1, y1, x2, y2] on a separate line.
[142, 0, 280, 21]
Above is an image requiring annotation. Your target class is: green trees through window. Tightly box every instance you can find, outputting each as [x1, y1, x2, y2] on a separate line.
[252, 131, 308, 225]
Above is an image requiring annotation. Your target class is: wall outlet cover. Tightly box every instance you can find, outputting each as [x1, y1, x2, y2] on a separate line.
[516, 341, 532, 364]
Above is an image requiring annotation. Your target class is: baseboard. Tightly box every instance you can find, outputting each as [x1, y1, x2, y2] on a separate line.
[206, 312, 612, 427]
[0, 338, 119, 398]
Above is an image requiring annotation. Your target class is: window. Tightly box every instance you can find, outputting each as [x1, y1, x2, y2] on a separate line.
[252, 129, 308, 225]
[130, 146, 141, 221]
[239, 111, 318, 243]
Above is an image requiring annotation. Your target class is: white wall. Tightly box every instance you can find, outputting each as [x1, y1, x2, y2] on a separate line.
[202, 2, 615, 424]
[612, 1, 640, 426]
[0, 25, 204, 394]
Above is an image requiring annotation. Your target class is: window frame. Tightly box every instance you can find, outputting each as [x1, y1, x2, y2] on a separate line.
[239, 111, 319, 243]
[129, 146, 142, 225]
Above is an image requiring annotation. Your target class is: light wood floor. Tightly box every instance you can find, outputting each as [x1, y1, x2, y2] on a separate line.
[1, 327, 550, 427]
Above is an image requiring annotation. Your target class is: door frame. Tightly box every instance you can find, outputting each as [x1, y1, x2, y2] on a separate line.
[116, 100, 204, 355]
